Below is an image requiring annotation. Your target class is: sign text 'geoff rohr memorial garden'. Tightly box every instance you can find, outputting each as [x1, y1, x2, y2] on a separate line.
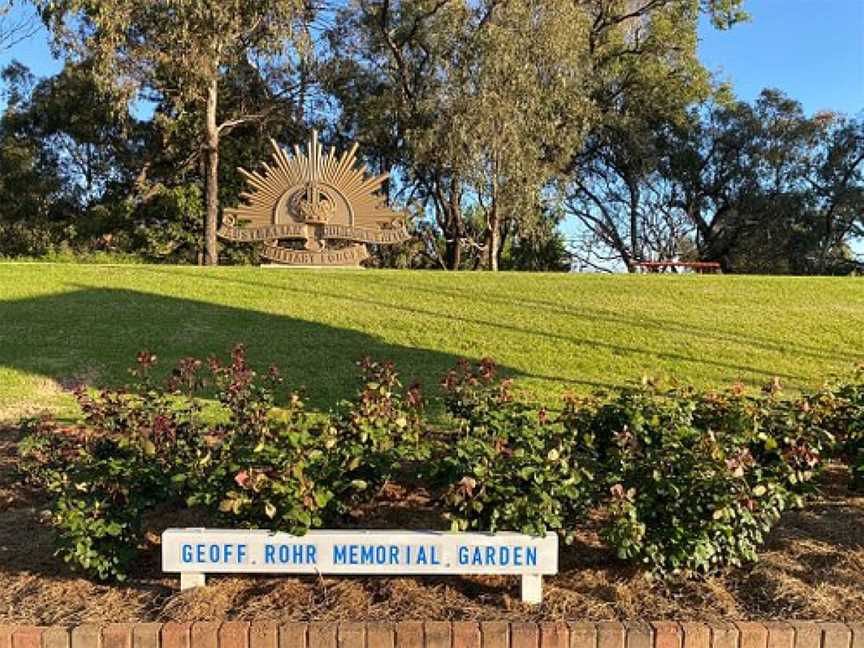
[162, 529, 558, 603]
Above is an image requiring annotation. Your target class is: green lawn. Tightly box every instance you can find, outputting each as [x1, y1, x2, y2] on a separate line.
[0, 263, 862, 418]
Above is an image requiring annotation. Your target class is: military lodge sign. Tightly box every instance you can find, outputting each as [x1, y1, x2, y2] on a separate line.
[217, 131, 410, 266]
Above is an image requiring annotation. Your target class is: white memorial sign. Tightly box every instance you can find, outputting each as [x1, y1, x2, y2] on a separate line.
[162, 528, 558, 604]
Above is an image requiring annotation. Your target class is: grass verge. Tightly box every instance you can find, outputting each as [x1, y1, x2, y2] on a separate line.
[1, 265, 862, 418]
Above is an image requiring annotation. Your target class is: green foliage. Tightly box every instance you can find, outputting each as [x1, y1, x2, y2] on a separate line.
[203, 351, 430, 532]
[129, 184, 205, 262]
[4, 249, 146, 264]
[17, 347, 864, 582]
[326, 0, 746, 270]
[560, 382, 826, 576]
[661, 91, 864, 274]
[437, 359, 595, 539]
[327, 358, 429, 500]
[694, 385, 830, 499]
[202, 393, 336, 534]
[501, 227, 572, 273]
[17, 372, 209, 580]
[0, 60, 138, 258]
[804, 366, 864, 488]
[566, 83, 864, 275]
[18, 345, 432, 580]
[4, 0, 859, 274]
[44, 442, 164, 581]
[0, 222, 69, 258]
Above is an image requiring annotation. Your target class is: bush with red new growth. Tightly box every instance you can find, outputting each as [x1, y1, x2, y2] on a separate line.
[17, 346, 863, 581]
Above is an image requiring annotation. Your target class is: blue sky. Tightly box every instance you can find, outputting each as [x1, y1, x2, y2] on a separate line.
[698, 0, 863, 116]
[2, 0, 863, 115]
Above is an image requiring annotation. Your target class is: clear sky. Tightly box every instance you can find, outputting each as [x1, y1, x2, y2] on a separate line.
[698, 0, 863, 116]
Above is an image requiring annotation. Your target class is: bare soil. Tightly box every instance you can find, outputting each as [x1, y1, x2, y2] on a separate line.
[0, 425, 861, 624]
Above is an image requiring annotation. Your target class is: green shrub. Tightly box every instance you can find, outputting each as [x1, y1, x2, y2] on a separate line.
[19, 346, 433, 580]
[18, 347, 863, 583]
[18, 359, 209, 580]
[694, 385, 829, 501]
[805, 365, 864, 488]
[202, 353, 429, 531]
[561, 383, 816, 576]
[436, 359, 595, 539]
[201, 391, 337, 533]
[329, 357, 429, 493]
[47, 440, 164, 580]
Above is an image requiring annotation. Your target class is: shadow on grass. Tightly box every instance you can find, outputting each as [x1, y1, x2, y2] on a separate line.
[0, 286, 498, 411]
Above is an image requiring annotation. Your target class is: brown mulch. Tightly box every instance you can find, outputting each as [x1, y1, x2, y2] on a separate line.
[0, 424, 862, 624]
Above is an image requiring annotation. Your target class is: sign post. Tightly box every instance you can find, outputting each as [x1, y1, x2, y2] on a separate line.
[162, 528, 557, 604]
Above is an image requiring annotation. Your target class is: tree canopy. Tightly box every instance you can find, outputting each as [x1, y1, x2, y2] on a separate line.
[1, 0, 861, 273]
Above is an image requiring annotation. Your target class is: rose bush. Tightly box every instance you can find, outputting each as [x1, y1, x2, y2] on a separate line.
[561, 383, 813, 575]
[435, 359, 596, 540]
[18, 348, 863, 581]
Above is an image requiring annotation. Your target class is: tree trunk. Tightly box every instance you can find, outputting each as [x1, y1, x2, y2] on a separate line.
[487, 213, 500, 271]
[487, 164, 500, 271]
[444, 238, 461, 269]
[442, 176, 464, 270]
[628, 182, 640, 264]
[203, 77, 220, 266]
[496, 218, 510, 270]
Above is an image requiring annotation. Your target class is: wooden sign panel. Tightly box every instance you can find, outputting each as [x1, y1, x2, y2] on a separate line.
[217, 131, 410, 266]
[162, 528, 558, 603]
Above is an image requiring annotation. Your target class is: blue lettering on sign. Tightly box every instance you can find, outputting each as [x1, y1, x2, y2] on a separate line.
[485, 546, 495, 565]
[265, 544, 316, 564]
[334, 545, 347, 564]
[184, 543, 248, 564]
[458, 546, 469, 565]
[329, 544, 448, 566]
[175, 538, 542, 571]
[458, 544, 539, 567]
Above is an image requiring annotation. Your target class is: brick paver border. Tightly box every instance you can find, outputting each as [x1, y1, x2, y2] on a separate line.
[0, 622, 861, 648]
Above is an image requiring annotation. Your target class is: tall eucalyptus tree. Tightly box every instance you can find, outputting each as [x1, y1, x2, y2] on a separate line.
[35, 0, 309, 264]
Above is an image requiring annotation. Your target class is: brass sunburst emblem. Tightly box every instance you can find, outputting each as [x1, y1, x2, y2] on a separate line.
[217, 130, 410, 266]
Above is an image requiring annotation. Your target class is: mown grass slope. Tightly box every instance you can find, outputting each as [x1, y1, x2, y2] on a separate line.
[0, 264, 862, 417]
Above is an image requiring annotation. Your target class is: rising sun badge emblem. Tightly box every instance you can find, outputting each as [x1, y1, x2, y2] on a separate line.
[217, 131, 411, 266]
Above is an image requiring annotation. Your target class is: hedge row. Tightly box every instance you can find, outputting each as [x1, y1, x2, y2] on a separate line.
[18, 346, 864, 581]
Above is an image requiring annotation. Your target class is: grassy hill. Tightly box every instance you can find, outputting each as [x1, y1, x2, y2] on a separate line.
[0, 263, 862, 418]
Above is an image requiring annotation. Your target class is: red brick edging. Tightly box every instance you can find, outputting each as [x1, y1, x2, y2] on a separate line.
[0, 622, 862, 648]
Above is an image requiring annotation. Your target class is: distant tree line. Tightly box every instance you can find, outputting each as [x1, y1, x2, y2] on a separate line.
[0, 0, 861, 273]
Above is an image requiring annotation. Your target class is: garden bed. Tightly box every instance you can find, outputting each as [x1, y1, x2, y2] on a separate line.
[1, 423, 862, 625]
